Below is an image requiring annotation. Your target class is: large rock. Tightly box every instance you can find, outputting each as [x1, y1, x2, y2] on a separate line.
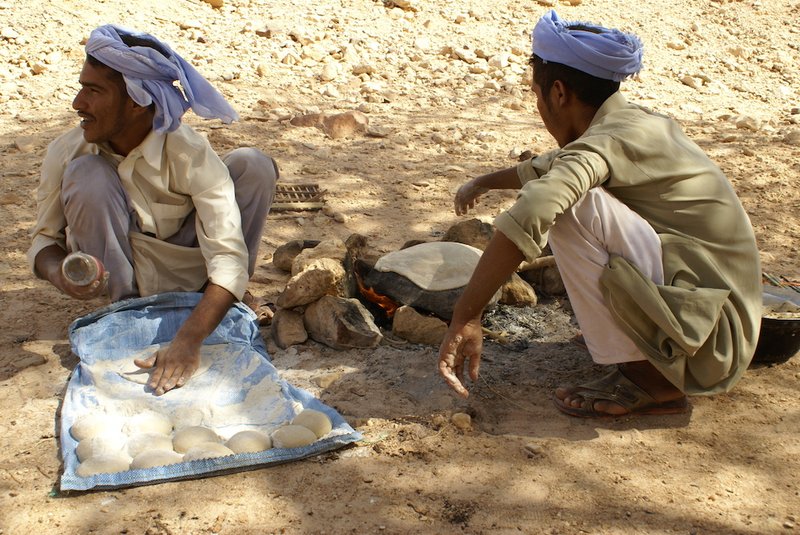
[519, 259, 567, 296]
[292, 238, 347, 275]
[499, 273, 538, 307]
[392, 306, 448, 346]
[364, 241, 500, 319]
[273, 239, 320, 272]
[343, 233, 379, 299]
[277, 258, 346, 308]
[321, 111, 369, 139]
[270, 309, 308, 349]
[442, 218, 494, 250]
[345, 233, 380, 266]
[289, 112, 326, 128]
[304, 296, 383, 349]
[363, 272, 463, 320]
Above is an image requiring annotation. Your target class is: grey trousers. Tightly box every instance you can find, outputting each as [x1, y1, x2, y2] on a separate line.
[61, 148, 278, 301]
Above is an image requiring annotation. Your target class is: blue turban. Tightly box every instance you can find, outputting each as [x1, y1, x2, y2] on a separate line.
[85, 25, 238, 133]
[532, 10, 643, 82]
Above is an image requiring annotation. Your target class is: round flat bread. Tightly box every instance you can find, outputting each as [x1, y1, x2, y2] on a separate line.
[372, 242, 484, 291]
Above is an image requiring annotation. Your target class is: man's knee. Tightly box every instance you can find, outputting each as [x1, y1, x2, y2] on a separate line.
[62, 154, 122, 203]
[225, 147, 279, 186]
[550, 188, 616, 250]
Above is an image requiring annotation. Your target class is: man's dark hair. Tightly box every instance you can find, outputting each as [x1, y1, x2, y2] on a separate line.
[530, 54, 620, 108]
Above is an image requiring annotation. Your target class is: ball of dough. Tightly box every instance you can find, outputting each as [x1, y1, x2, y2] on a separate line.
[170, 407, 205, 430]
[70, 412, 119, 441]
[271, 425, 317, 449]
[291, 409, 333, 439]
[123, 410, 172, 436]
[130, 449, 184, 470]
[126, 432, 174, 458]
[75, 453, 131, 477]
[225, 430, 272, 454]
[183, 442, 234, 461]
[75, 432, 128, 462]
[172, 426, 220, 453]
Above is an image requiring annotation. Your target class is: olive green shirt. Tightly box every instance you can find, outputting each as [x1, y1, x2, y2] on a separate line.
[495, 92, 761, 394]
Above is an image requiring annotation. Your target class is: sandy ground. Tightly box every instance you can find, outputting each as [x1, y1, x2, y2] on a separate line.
[1, 0, 799, 533]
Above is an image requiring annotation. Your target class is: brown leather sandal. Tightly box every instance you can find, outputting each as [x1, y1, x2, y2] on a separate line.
[552, 366, 688, 418]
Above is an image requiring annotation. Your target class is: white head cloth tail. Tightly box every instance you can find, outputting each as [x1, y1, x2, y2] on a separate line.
[85, 24, 238, 133]
[532, 10, 643, 82]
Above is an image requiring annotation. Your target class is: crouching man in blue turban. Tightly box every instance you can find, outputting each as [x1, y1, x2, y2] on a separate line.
[438, 11, 761, 417]
[29, 25, 278, 395]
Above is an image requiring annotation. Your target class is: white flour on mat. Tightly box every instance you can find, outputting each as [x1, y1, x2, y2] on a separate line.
[74, 343, 296, 441]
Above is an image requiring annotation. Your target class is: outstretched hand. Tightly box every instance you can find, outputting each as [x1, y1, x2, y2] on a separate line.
[437, 317, 484, 397]
[132, 283, 235, 396]
[134, 340, 200, 396]
[454, 180, 489, 216]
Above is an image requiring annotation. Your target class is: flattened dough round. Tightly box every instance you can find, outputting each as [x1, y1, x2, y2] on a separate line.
[76, 453, 131, 477]
[126, 432, 174, 458]
[372, 242, 484, 291]
[271, 425, 317, 449]
[70, 412, 120, 441]
[183, 442, 234, 461]
[172, 426, 220, 453]
[75, 432, 128, 462]
[225, 430, 272, 454]
[291, 409, 332, 438]
[123, 410, 172, 436]
[130, 449, 184, 470]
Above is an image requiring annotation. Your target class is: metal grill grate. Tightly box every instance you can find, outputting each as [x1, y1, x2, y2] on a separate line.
[272, 183, 326, 211]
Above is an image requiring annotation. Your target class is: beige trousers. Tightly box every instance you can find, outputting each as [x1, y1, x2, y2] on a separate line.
[548, 187, 664, 365]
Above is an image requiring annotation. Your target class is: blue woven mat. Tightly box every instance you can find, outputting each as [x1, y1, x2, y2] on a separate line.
[59, 292, 361, 491]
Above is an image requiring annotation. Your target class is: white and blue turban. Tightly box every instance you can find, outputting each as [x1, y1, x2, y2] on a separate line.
[85, 25, 238, 133]
[532, 10, 643, 82]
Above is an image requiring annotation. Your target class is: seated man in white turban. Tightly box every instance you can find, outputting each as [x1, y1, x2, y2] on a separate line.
[438, 10, 761, 417]
[29, 25, 278, 395]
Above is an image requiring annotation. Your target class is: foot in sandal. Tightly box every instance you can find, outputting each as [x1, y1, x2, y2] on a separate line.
[553, 360, 688, 417]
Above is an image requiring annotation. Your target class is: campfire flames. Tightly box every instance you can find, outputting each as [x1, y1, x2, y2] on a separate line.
[360, 285, 399, 318]
[355, 270, 399, 318]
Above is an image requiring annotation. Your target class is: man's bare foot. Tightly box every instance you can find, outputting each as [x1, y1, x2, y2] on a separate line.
[554, 361, 686, 417]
